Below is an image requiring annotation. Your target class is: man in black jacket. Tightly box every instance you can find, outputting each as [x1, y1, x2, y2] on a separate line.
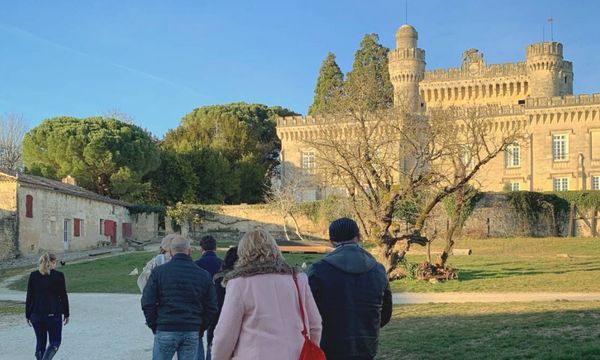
[308, 218, 393, 360]
[142, 235, 218, 360]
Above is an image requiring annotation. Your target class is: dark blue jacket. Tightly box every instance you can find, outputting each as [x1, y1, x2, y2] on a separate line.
[307, 243, 392, 360]
[195, 251, 223, 277]
[141, 253, 218, 333]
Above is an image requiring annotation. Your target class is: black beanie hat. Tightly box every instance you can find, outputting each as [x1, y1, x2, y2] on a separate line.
[329, 217, 359, 243]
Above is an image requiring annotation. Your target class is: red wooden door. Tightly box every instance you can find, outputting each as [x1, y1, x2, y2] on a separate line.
[104, 220, 117, 245]
[122, 223, 132, 240]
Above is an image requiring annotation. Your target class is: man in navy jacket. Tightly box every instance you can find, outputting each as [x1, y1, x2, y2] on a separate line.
[142, 235, 217, 360]
[194, 235, 223, 360]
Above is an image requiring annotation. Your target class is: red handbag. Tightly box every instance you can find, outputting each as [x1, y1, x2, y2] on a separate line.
[292, 272, 326, 360]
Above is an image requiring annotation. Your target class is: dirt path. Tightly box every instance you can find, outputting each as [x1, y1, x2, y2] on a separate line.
[2, 271, 600, 359]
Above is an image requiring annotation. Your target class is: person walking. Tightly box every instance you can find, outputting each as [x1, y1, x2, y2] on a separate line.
[213, 246, 238, 316]
[26, 253, 70, 360]
[142, 235, 218, 360]
[307, 217, 393, 360]
[211, 228, 322, 360]
[194, 235, 223, 360]
[137, 234, 177, 292]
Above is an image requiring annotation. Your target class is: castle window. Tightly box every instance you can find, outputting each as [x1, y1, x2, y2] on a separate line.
[505, 144, 521, 168]
[592, 176, 600, 190]
[302, 151, 315, 175]
[25, 195, 33, 218]
[506, 181, 520, 191]
[565, 76, 568, 84]
[552, 134, 569, 161]
[553, 177, 569, 191]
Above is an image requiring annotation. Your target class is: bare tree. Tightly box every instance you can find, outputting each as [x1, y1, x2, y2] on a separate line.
[0, 113, 27, 171]
[103, 108, 136, 125]
[266, 167, 310, 241]
[302, 87, 525, 278]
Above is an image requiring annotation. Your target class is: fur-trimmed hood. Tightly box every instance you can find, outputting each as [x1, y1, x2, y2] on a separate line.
[222, 259, 300, 285]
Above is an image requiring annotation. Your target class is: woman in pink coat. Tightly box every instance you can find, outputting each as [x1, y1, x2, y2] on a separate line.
[211, 228, 322, 360]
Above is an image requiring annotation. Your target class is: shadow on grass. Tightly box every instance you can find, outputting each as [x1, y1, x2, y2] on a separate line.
[377, 304, 600, 360]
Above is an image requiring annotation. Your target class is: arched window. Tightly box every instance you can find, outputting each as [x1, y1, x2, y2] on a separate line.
[25, 195, 33, 218]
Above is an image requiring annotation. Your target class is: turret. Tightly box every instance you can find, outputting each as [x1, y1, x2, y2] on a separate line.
[526, 42, 573, 98]
[388, 24, 426, 111]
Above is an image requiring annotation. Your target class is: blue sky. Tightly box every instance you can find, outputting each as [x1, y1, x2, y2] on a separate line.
[1, 0, 599, 137]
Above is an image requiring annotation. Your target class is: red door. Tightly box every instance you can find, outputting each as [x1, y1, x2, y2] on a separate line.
[122, 223, 132, 240]
[104, 220, 117, 245]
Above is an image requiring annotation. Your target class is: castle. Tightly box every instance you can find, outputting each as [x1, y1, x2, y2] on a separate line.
[276, 24, 600, 200]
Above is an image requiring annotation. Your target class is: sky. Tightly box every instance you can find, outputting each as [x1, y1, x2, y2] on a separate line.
[1, 0, 600, 138]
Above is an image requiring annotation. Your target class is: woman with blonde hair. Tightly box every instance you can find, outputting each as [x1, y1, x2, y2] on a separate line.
[211, 228, 322, 360]
[137, 233, 176, 292]
[26, 253, 69, 360]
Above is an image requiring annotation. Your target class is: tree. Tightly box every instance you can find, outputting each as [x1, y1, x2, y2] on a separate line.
[308, 52, 344, 115]
[162, 103, 298, 204]
[0, 113, 27, 171]
[344, 34, 394, 111]
[266, 167, 309, 241]
[22, 116, 160, 202]
[303, 84, 524, 279]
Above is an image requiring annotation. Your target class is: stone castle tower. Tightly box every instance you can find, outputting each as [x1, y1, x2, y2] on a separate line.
[525, 42, 573, 98]
[388, 24, 425, 111]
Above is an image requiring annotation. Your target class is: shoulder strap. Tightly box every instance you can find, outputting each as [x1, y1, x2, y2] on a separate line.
[292, 271, 308, 336]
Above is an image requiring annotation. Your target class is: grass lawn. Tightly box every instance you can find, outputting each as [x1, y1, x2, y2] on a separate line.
[376, 301, 600, 359]
[9, 250, 324, 294]
[392, 237, 600, 293]
[0, 300, 24, 316]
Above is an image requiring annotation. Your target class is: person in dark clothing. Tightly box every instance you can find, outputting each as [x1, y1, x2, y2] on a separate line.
[194, 234, 223, 360]
[213, 246, 238, 314]
[26, 253, 70, 360]
[142, 235, 218, 360]
[307, 218, 393, 360]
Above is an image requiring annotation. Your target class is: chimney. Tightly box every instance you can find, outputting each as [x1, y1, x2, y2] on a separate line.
[62, 175, 77, 186]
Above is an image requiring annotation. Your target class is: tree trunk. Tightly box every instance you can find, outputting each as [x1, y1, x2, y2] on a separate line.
[288, 212, 306, 241]
[437, 188, 465, 267]
[282, 215, 291, 242]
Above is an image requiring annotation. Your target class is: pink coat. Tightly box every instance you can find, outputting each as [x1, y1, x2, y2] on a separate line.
[211, 272, 322, 360]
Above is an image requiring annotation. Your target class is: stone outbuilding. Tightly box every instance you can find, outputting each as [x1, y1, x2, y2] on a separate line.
[0, 169, 159, 259]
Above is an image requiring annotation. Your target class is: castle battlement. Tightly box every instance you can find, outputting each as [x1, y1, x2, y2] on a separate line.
[526, 42, 563, 58]
[423, 62, 527, 82]
[525, 93, 600, 109]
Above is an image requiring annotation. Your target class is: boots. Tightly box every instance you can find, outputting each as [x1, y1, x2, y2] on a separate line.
[42, 346, 58, 360]
[35, 351, 43, 360]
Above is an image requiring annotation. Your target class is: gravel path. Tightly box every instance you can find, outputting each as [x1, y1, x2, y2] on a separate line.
[2, 271, 600, 359]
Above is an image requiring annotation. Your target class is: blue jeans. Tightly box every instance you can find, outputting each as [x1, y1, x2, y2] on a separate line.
[196, 326, 214, 360]
[31, 313, 63, 355]
[153, 331, 199, 360]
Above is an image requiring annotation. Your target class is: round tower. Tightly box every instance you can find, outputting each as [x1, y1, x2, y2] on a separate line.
[526, 42, 569, 98]
[388, 24, 426, 112]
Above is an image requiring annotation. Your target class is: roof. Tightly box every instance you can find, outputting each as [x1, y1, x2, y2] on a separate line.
[396, 24, 417, 37]
[0, 168, 130, 207]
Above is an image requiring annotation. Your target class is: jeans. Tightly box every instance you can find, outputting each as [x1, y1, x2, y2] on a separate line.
[153, 331, 199, 360]
[31, 313, 63, 355]
[196, 326, 214, 360]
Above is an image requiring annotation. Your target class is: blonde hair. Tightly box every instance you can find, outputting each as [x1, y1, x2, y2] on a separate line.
[38, 253, 57, 275]
[160, 234, 177, 253]
[237, 228, 283, 268]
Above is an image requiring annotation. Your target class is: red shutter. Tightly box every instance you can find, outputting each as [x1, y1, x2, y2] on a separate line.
[74, 218, 81, 237]
[122, 223, 132, 239]
[25, 195, 33, 218]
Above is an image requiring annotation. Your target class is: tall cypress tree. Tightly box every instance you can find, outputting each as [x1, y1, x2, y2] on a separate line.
[308, 52, 344, 115]
[345, 33, 394, 111]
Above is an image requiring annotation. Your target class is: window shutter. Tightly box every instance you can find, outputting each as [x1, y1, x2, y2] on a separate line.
[74, 218, 81, 237]
[25, 195, 33, 218]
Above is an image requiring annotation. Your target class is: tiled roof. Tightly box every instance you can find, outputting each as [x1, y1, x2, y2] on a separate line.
[0, 169, 130, 207]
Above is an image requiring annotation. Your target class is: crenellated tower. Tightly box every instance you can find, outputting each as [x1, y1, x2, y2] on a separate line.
[526, 42, 573, 98]
[388, 24, 426, 111]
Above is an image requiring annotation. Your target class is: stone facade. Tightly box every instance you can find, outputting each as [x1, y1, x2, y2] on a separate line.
[0, 170, 159, 258]
[277, 23, 600, 196]
[0, 209, 18, 261]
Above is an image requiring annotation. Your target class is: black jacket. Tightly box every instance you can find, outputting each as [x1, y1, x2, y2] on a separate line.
[141, 253, 218, 333]
[195, 251, 223, 277]
[26, 270, 70, 319]
[307, 243, 392, 359]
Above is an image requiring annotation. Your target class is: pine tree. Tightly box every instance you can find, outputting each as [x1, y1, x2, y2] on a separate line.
[308, 52, 344, 115]
[344, 34, 394, 111]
